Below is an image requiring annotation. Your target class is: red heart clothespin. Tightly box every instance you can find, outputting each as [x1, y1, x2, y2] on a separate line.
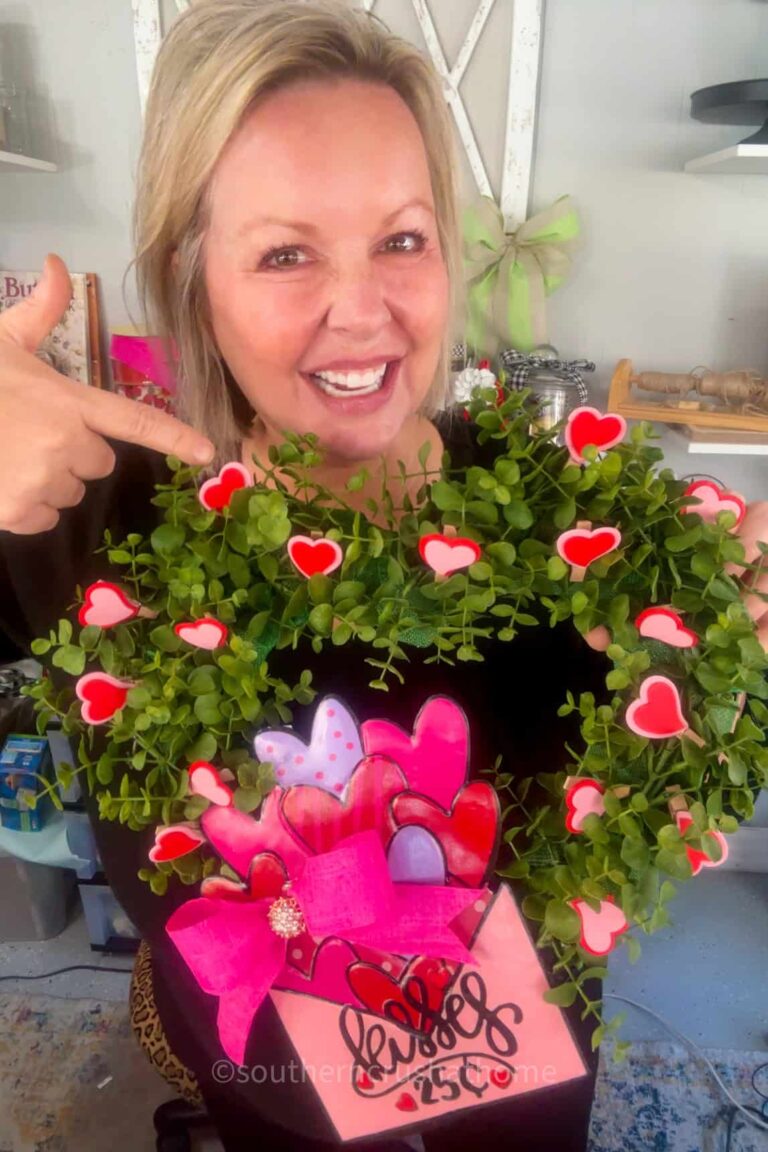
[556, 520, 622, 583]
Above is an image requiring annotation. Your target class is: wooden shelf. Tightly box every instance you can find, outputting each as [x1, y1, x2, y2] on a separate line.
[0, 149, 57, 172]
[685, 143, 768, 174]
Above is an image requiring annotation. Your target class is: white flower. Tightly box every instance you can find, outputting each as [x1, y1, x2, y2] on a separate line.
[452, 366, 497, 404]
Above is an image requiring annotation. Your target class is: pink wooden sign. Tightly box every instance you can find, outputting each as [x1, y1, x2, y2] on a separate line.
[270, 884, 587, 1141]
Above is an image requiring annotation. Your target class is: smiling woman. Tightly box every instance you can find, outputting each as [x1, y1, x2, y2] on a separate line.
[2, 3, 767, 1152]
[132, 0, 464, 480]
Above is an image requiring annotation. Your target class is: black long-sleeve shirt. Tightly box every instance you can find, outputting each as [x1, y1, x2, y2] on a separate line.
[0, 415, 607, 1151]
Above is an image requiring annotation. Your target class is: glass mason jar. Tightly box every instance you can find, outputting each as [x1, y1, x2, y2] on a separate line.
[500, 346, 592, 445]
[0, 83, 30, 155]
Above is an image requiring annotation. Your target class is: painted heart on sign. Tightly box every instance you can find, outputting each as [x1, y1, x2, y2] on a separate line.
[418, 534, 481, 576]
[386, 825, 446, 884]
[200, 852, 288, 902]
[198, 462, 253, 511]
[675, 812, 729, 876]
[254, 696, 363, 796]
[275, 937, 365, 1005]
[174, 617, 228, 650]
[635, 607, 699, 649]
[199, 786, 309, 881]
[361, 695, 469, 808]
[280, 755, 405, 855]
[564, 779, 606, 834]
[75, 672, 134, 725]
[681, 480, 746, 528]
[392, 781, 500, 887]
[625, 675, 688, 739]
[565, 407, 627, 464]
[347, 954, 458, 1034]
[287, 535, 344, 578]
[556, 526, 622, 570]
[78, 581, 140, 628]
[571, 896, 629, 956]
[396, 1093, 418, 1113]
[490, 1068, 512, 1089]
[149, 824, 205, 863]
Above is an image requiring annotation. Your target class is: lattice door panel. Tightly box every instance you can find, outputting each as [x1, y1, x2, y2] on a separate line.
[132, 0, 542, 225]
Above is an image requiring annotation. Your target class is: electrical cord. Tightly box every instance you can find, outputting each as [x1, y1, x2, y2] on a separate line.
[0, 964, 133, 982]
[604, 994, 768, 1138]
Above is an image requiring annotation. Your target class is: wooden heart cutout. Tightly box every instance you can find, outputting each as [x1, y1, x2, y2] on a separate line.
[625, 675, 688, 739]
[149, 824, 205, 863]
[174, 617, 228, 650]
[280, 755, 405, 855]
[75, 672, 134, 725]
[564, 779, 606, 834]
[361, 695, 469, 809]
[681, 480, 746, 528]
[287, 535, 344, 578]
[570, 896, 629, 956]
[199, 852, 289, 902]
[635, 607, 699, 649]
[198, 462, 253, 511]
[79, 581, 140, 628]
[565, 407, 627, 464]
[556, 526, 622, 571]
[392, 781, 500, 887]
[418, 534, 481, 576]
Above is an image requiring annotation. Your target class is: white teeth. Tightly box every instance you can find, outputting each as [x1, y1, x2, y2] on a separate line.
[310, 362, 390, 398]
[314, 364, 387, 388]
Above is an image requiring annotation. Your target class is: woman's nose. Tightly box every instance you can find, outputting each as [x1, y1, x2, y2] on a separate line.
[324, 262, 392, 336]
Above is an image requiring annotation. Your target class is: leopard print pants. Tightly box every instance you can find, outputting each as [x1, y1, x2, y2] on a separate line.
[129, 940, 204, 1107]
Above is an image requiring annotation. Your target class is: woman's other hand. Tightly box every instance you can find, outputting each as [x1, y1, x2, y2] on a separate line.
[583, 499, 768, 653]
[0, 254, 214, 535]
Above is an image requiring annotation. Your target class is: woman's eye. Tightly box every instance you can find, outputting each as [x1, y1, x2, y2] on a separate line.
[260, 246, 306, 269]
[383, 230, 428, 254]
[259, 230, 428, 270]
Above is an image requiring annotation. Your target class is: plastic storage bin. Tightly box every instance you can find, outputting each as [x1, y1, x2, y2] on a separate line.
[77, 880, 140, 951]
[63, 810, 101, 879]
[0, 848, 75, 940]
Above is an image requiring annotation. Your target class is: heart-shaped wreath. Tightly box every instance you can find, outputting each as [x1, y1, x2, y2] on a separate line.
[25, 381, 768, 1053]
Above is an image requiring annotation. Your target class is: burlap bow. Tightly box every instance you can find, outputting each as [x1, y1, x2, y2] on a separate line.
[463, 196, 580, 357]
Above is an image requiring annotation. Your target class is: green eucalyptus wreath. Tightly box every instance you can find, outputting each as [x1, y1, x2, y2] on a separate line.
[25, 380, 768, 1051]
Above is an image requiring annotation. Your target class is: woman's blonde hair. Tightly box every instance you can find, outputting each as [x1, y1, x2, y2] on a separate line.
[129, 0, 465, 461]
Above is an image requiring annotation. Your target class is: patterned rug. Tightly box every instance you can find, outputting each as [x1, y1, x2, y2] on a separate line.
[589, 1040, 768, 1152]
[0, 993, 176, 1152]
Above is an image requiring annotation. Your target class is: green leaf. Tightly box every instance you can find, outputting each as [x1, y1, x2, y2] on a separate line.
[543, 983, 578, 1007]
[185, 732, 218, 763]
[430, 482, 463, 512]
[504, 500, 534, 530]
[31, 638, 51, 656]
[553, 499, 577, 530]
[151, 523, 185, 555]
[305, 602, 332, 637]
[150, 625, 182, 653]
[547, 555, 569, 581]
[51, 644, 86, 676]
[544, 898, 581, 942]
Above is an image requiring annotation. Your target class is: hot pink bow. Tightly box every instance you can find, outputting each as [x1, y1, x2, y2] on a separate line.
[166, 830, 485, 1064]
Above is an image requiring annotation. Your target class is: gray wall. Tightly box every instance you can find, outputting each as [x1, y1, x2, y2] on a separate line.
[1, 0, 767, 497]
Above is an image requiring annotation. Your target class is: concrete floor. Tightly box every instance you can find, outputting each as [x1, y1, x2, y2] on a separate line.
[0, 904, 225, 1151]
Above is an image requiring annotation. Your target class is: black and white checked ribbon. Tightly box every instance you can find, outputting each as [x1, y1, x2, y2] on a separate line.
[499, 349, 594, 405]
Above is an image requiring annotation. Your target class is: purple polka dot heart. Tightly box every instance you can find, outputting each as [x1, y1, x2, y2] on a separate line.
[254, 696, 363, 795]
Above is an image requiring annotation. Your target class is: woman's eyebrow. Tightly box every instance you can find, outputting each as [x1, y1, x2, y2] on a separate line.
[236, 197, 434, 237]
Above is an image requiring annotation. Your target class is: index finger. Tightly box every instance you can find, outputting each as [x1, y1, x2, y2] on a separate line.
[77, 385, 215, 466]
[724, 500, 768, 579]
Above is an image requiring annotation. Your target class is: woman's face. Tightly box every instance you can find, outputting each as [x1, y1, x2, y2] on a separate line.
[203, 78, 450, 463]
